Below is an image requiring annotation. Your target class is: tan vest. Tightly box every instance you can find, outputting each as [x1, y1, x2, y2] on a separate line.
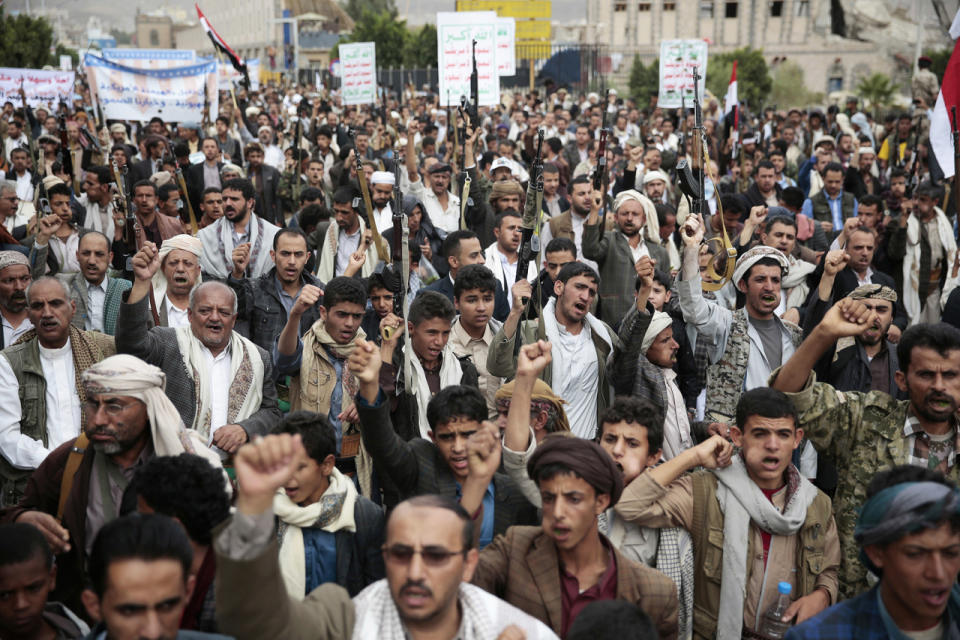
[689, 472, 833, 640]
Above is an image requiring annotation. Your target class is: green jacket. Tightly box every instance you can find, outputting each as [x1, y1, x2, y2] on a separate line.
[773, 369, 951, 598]
[689, 471, 835, 639]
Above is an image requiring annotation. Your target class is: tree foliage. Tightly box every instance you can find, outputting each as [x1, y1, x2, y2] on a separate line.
[0, 12, 62, 69]
[706, 47, 771, 111]
[769, 61, 823, 109]
[334, 10, 409, 68]
[628, 55, 659, 104]
[344, 0, 397, 21]
[856, 72, 898, 110]
[405, 24, 437, 68]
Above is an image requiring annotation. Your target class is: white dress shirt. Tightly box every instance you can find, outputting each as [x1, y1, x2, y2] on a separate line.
[551, 323, 598, 439]
[0, 338, 82, 469]
[372, 203, 393, 236]
[627, 236, 650, 263]
[335, 227, 362, 276]
[165, 296, 190, 328]
[1, 313, 31, 346]
[14, 170, 33, 201]
[85, 277, 109, 332]
[408, 179, 460, 233]
[47, 231, 81, 274]
[202, 344, 233, 437]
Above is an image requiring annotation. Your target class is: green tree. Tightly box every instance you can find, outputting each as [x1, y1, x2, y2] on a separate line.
[769, 61, 823, 109]
[0, 12, 60, 68]
[856, 72, 898, 110]
[109, 28, 132, 46]
[334, 9, 410, 68]
[628, 55, 659, 104]
[404, 23, 437, 68]
[344, 0, 397, 21]
[706, 47, 771, 111]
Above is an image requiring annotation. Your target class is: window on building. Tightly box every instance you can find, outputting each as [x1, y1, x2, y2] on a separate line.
[796, 0, 809, 16]
[828, 76, 843, 92]
[149, 29, 159, 46]
[770, 0, 783, 16]
[638, 1, 651, 10]
[700, 1, 714, 18]
[725, 1, 738, 18]
[614, 1, 626, 11]
[664, 1, 676, 9]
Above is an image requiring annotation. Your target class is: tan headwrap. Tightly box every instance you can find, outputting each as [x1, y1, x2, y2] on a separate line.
[489, 179, 523, 205]
[150, 171, 174, 188]
[732, 245, 791, 285]
[613, 189, 660, 244]
[81, 354, 225, 476]
[847, 283, 898, 302]
[641, 311, 674, 354]
[0, 250, 29, 272]
[153, 234, 203, 306]
[495, 378, 570, 434]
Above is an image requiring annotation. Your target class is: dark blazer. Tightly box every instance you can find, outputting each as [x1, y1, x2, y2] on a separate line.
[472, 526, 679, 640]
[831, 267, 907, 330]
[227, 268, 325, 354]
[115, 296, 281, 439]
[421, 274, 510, 322]
[356, 392, 538, 534]
[186, 161, 224, 213]
[129, 157, 157, 185]
[248, 164, 282, 225]
[742, 181, 782, 208]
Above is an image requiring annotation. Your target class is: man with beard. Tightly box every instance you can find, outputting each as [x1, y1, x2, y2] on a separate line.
[540, 176, 601, 272]
[0, 252, 36, 349]
[773, 301, 960, 598]
[804, 251, 902, 396]
[243, 143, 282, 225]
[229, 228, 324, 353]
[582, 189, 668, 328]
[125, 181, 185, 250]
[78, 166, 121, 240]
[405, 133, 459, 233]
[199, 178, 280, 279]
[116, 242, 281, 455]
[67, 231, 131, 336]
[0, 354, 223, 617]
[488, 262, 623, 439]
[368, 171, 395, 236]
[483, 211, 536, 310]
[315, 186, 379, 282]
[0, 276, 115, 506]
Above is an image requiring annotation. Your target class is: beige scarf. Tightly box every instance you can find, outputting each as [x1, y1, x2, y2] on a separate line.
[174, 327, 264, 442]
[296, 322, 366, 416]
[273, 467, 357, 599]
[315, 218, 379, 282]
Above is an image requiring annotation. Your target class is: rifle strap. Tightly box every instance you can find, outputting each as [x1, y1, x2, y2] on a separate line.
[700, 144, 737, 292]
[57, 432, 88, 522]
[400, 222, 413, 390]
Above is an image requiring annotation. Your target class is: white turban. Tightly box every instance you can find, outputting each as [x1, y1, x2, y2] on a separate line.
[641, 311, 674, 355]
[0, 250, 29, 272]
[732, 246, 790, 285]
[370, 171, 395, 186]
[150, 171, 174, 188]
[153, 234, 203, 305]
[613, 189, 660, 244]
[643, 170, 668, 185]
[81, 354, 226, 477]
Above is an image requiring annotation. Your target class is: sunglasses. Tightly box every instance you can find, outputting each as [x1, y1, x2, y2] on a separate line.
[382, 544, 465, 567]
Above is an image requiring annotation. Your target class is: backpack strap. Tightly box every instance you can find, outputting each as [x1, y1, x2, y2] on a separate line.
[56, 433, 88, 522]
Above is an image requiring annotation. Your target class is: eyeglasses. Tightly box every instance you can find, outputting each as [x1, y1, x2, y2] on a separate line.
[84, 398, 139, 416]
[382, 544, 465, 567]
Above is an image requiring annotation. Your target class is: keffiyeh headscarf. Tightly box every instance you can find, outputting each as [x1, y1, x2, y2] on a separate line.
[847, 283, 897, 303]
[0, 250, 29, 272]
[153, 234, 203, 305]
[641, 311, 674, 355]
[732, 245, 790, 285]
[613, 189, 660, 244]
[494, 378, 570, 435]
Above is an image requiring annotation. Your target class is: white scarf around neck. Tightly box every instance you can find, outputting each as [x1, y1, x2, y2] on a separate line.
[315, 217, 379, 282]
[712, 455, 818, 639]
[407, 342, 463, 439]
[273, 467, 358, 599]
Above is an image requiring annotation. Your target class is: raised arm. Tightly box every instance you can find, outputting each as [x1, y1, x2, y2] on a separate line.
[115, 243, 166, 364]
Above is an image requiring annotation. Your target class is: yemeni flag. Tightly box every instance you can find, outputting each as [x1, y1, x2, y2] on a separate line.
[932, 16, 960, 179]
[724, 60, 739, 157]
[196, 4, 250, 87]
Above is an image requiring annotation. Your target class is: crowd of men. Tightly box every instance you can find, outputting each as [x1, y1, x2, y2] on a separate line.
[0, 53, 959, 640]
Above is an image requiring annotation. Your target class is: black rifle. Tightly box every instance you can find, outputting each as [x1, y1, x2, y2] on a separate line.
[469, 39, 479, 132]
[516, 129, 545, 285]
[677, 68, 705, 217]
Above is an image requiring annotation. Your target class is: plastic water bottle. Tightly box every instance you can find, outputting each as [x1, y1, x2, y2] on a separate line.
[758, 581, 793, 639]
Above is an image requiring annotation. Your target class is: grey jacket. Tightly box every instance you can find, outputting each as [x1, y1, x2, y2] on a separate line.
[115, 296, 281, 439]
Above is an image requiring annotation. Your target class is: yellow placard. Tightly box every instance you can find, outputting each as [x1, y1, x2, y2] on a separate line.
[456, 0, 551, 18]
[515, 19, 551, 40]
[516, 41, 551, 60]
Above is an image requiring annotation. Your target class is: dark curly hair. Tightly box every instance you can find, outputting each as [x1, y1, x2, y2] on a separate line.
[127, 454, 230, 546]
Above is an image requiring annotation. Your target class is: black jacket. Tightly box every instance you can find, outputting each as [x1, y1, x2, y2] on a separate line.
[227, 268, 325, 354]
[247, 164, 282, 225]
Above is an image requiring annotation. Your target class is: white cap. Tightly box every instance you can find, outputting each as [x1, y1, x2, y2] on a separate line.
[491, 157, 514, 174]
[643, 170, 668, 185]
[371, 171, 396, 185]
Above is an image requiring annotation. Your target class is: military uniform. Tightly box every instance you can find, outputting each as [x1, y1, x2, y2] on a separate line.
[912, 68, 940, 109]
[771, 369, 960, 599]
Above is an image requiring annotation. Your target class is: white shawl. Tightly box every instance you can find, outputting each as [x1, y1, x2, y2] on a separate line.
[407, 343, 463, 438]
[315, 218, 380, 282]
[198, 215, 279, 279]
[903, 207, 957, 324]
[174, 327, 264, 443]
[273, 467, 358, 599]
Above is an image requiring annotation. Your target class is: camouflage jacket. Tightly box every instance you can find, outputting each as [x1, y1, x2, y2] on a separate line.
[773, 369, 960, 599]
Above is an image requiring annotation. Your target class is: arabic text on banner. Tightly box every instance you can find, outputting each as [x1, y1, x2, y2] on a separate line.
[495, 17, 516, 77]
[339, 42, 377, 106]
[658, 40, 708, 109]
[84, 54, 218, 123]
[436, 11, 500, 107]
[0, 68, 75, 109]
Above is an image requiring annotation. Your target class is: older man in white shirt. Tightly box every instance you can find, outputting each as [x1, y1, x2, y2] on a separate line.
[0, 276, 115, 505]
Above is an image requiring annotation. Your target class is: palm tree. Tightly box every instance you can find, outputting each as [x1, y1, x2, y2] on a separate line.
[856, 73, 898, 110]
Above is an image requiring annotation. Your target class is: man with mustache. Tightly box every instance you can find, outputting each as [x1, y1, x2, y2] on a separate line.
[773, 300, 960, 598]
[66, 231, 131, 337]
[0, 277, 115, 507]
[0, 354, 223, 617]
[151, 234, 203, 329]
[0, 251, 35, 349]
[116, 242, 281, 455]
[581, 189, 668, 328]
[198, 178, 280, 280]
